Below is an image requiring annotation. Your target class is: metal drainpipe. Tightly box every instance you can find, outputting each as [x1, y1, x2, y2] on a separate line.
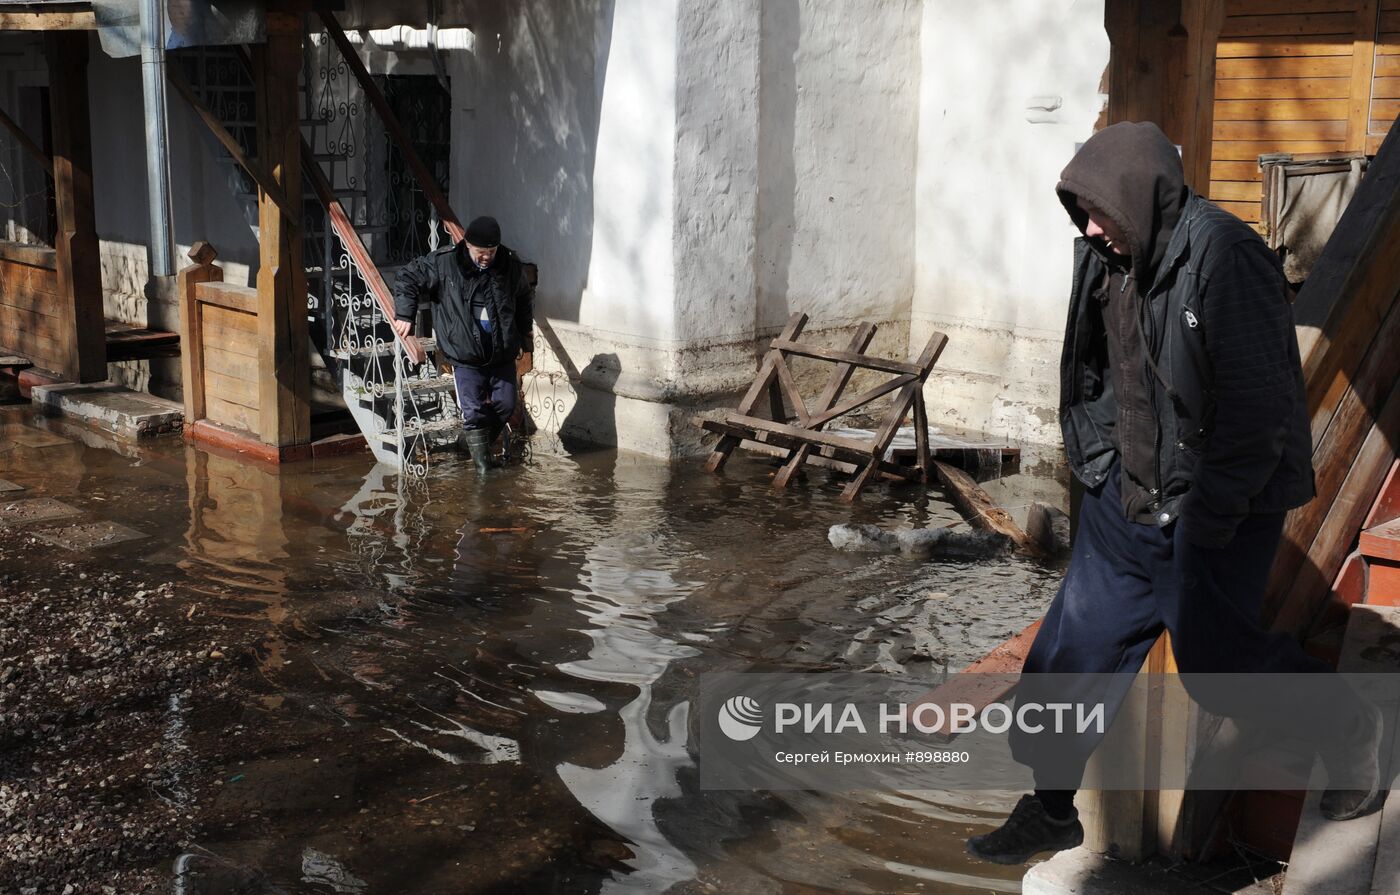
[138, 0, 175, 277]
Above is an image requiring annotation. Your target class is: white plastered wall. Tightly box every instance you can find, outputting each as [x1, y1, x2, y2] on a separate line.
[913, 0, 1109, 446]
[0, 3, 1115, 458]
[672, 0, 924, 425]
[447, 0, 678, 454]
[452, 0, 924, 455]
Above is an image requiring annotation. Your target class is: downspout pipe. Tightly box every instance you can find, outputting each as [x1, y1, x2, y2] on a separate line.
[138, 0, 175, 277]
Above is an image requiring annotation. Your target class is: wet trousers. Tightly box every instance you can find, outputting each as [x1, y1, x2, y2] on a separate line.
[453, 360, 517, 431]
[1008, 461, 1365, 792]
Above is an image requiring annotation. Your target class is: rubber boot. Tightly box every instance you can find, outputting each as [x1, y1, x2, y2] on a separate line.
[461, 427, 496, 476]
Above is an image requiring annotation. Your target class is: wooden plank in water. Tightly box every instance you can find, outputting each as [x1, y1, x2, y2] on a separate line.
[933, 460, 1047, 558]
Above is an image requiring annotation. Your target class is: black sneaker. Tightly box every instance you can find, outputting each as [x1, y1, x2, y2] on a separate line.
[1321, 702, 1386, 821]
[965, 794, 1084, 865]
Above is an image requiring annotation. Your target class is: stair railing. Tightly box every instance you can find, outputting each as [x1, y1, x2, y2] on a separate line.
[298, 26, 463, 474]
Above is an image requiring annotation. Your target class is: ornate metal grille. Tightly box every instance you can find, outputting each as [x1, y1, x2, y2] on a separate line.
[376, 74, 452, 265]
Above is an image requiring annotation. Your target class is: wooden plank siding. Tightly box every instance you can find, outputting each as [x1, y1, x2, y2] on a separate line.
[1208, 0, 1400, 207]
[0, 248, 65, 372]
[1209, 1, 1379, 225]
[192, 282, 264, 435]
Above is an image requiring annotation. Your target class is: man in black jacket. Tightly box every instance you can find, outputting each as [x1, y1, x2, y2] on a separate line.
[391, 216, 534, 474]
[964, 122, 1383, 865]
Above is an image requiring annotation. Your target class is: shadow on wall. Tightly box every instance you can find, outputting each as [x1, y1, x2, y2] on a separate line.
[461, 0, 615, 326]
[86, 42, 261, 290]
[559, 352, 620, 455]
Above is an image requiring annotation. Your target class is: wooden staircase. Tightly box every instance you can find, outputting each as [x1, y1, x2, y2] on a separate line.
[1358, 462, 1400, 606]
[168, 13, 473, 475]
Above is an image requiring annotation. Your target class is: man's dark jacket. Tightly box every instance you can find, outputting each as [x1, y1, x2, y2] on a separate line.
[391, 242, 535, 368]
[1057, 122, 1314, 548]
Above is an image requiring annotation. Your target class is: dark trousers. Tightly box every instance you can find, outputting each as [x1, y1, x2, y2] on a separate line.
[1010, 461, 1364, 791]
[453, 360, 517, 431]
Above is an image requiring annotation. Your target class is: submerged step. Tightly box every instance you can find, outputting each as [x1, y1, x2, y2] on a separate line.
[29, 381, 183, 440]
[377, 418, 463, 445]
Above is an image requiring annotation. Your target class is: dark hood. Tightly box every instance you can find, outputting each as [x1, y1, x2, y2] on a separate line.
[1057, 121, 1188, 286]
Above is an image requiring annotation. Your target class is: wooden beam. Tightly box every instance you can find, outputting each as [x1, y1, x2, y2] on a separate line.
[0, 106, 51, 177]
[933, 460, 1048, 558]
[1174, 0, 1225, 192]
[177, 242, 221, 424]
[1264, 288, 1400, 619]
[1272, 375, 1400, 639]
[1105, 0, 1225, 192]
[318, 9, 464, 245]
[0, 9, 96, 31]
[728, 413, 874, 456]
[252, 13, 310, 448]
[1346, 0, 1381, 148]
[804, 373, 916, 430]
[913, 390, 931, 481]
[699, 418, 920, 481]
[771, 352, 809, 426]
[839, 331, 949, 502]
[1262, 122, 1400, 622]
[166, 65, 298, 225]
[705, 313, 808, 473]
[1293, 123, 1400, 408]
[45, 31, 104, 383]
[767, 338, 924, 376]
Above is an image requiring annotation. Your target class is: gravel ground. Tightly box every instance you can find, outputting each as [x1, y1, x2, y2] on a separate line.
[0, 524, 243, 894]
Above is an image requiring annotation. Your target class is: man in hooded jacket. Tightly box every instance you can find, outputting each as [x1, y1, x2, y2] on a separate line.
[964, 122, 1384, 865]
[391, 215, 534, 474]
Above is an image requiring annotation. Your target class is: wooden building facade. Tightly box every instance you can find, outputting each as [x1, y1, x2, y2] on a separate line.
[1210, 0, 1400, 226]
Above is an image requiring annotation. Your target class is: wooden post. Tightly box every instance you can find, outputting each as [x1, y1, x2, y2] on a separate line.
[1346, 0, 1381, 152]
[1104, 0, 1223, 193]
[177, 241, 221, 424]
[252, 11, 310, 448]
[1091, 0, 1227, 863]
[45, 31, 105, 383]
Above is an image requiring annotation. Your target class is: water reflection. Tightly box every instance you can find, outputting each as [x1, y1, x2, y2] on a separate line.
[0, 404, 1059, 893]
[556, 519, 702, 891]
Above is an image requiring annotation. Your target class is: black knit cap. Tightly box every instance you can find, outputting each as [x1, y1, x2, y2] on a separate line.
[464, 215, 501, 248]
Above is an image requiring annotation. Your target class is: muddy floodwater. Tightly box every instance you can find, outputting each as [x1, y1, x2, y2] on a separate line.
[0, 403, 1065, 894]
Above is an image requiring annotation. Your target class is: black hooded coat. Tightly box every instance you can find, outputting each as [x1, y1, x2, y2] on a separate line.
[1055, 122, 1315, 548]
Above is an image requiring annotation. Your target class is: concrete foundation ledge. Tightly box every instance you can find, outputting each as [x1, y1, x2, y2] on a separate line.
[30, 381, 184, 440]
[1023, 848, 1282, 895]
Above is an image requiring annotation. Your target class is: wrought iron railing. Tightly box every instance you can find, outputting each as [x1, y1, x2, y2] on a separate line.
[171, 15, 548, 476]
[306, 11, 466, 475]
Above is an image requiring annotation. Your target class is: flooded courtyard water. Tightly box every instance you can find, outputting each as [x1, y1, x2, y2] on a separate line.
[0, 403, 1065, 893]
